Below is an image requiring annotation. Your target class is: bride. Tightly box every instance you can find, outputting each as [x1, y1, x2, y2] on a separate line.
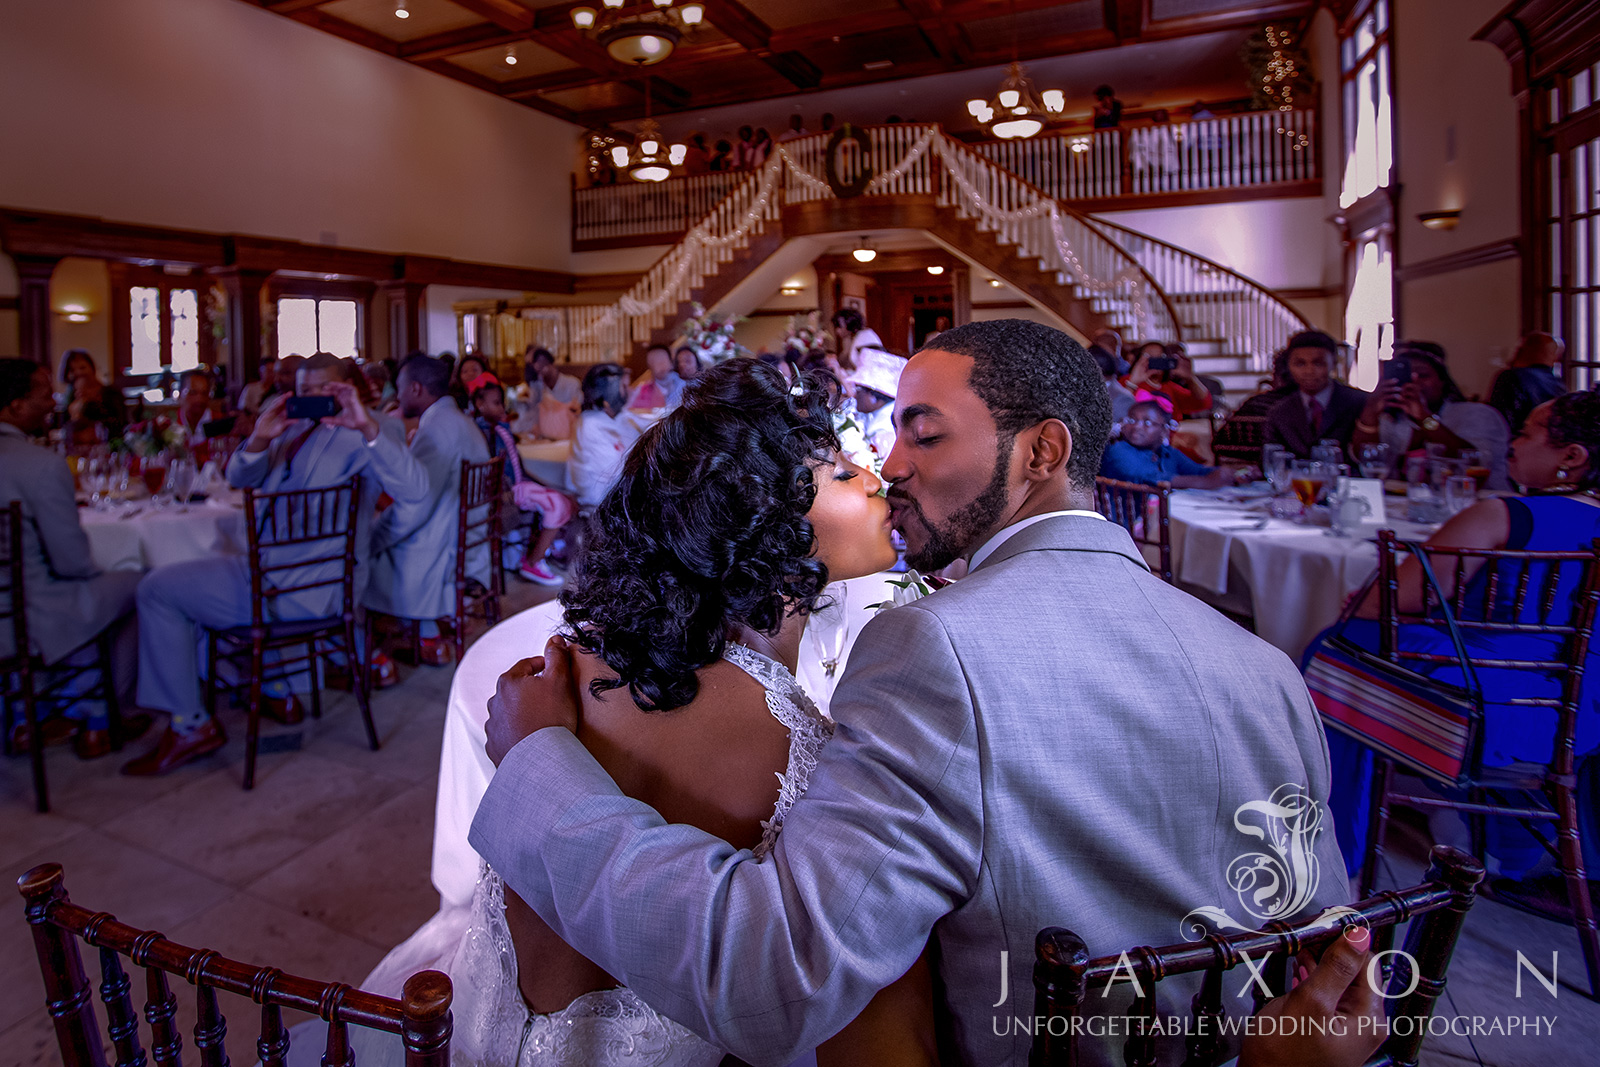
[338, 358, 935, 1067]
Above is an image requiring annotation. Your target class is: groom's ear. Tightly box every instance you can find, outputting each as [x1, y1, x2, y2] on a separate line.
[1022, 418, 1072, 482]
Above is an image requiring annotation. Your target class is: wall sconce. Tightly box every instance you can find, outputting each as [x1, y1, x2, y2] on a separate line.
[779, 281, 803, 296]
[987, 278, 1002, 288]
[1417, 210, 1462, 231]
[57, 303, 93, 324]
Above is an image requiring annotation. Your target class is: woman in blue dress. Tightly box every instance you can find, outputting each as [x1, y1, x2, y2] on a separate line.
[1312, 391, 1600, 896]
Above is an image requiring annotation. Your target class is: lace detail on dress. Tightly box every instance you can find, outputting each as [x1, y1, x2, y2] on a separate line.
[722, 642, 835, 859]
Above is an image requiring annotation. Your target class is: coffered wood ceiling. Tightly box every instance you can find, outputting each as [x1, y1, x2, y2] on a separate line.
[234, 0, 1315, 128]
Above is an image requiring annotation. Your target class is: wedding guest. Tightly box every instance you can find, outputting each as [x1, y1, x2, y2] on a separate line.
[569, 364, 640, 508]
[1487, 330, 1566, 434]
[1264, 330, 1368, 459]
[1350, 340, 1511, 488]
[628, 344, 683, 412]
[708, 139, 733, 172]
[59, 349, 126, 445]
[1090, 345, 1135, 426]
[682, 132, 711, 175]
[363, 360, 398, 413]
[125, 354, 429, 775]
[842, 348, 906, 466]
[1312, 391, 1600, 888]
[237, 356, 282, 415]
[1102, 399, 1237, 488]
[750, 127, 773, 167]
[514, 348, 582, 439]
[733, 125, 757, 169]
[0, 359, 145, 759]
[448, 353, 488, 412]
[1211, 348, 1296, 464]
[777, 113, 808, 142]
[470, 377, 575, 587]
[472, 319, 1349, 1066]
[831, 307, 886, 372]
[820, 112, 835, 133]
[673, 345, 703, 383]
[1091, 328, 1127, 369]
[365, 353, 490, 667]
[1093, 83, 1123, 128]
[175, 367, 235, 449]
[1125, 340, 1211, 418]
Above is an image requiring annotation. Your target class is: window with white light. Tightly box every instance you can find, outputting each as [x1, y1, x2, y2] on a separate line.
[276, 297, 360, 360]
[1541, 61, 1600, 389]
[125, 278, 206, 377]
[1344, 232, 1394, 390]
[1339, 1, 1393, 209]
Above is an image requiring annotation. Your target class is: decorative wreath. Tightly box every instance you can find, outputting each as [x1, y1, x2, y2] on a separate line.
[824, 123, 875, 199]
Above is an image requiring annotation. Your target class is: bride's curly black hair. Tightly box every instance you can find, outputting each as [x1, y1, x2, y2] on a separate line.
[559, 357, 841, 712]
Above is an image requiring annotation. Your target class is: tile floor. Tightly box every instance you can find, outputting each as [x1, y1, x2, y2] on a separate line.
[2, 583, 1597, 1066]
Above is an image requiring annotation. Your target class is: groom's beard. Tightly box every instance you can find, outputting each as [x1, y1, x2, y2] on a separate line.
[892, 435, 1014, 572]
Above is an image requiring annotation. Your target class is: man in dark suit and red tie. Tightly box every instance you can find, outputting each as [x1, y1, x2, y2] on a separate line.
[1264, 330, 1371, 459]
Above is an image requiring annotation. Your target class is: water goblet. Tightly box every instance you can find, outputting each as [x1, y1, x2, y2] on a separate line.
[166, 457, 196, 512]
[1459, 450, 1491, 491]
[1310, 440, 1343, 466]
[1357, 442, 1392, 481]
[1444, 474, 1478, 516]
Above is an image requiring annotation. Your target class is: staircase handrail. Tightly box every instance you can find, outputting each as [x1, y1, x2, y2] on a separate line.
[1072, 212, 1310, 370]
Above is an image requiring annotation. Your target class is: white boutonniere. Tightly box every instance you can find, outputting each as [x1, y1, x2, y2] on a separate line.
[866, 570, 951, 613]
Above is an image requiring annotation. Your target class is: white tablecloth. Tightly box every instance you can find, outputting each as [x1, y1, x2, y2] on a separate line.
[516, 438, 572, 489]
[1168, 490, 1437, 661]
[80, 499, 246, 573]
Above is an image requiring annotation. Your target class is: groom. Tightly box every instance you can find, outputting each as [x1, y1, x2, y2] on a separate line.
[471, 320, 1347, 1065]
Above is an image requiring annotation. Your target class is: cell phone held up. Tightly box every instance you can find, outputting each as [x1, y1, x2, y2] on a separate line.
[286, 395, 340, 421]
[1147, 356, 1178, 373]
[1380, 357, 1413, 385]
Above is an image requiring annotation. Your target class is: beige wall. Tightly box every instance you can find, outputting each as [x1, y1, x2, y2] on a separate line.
[48, 258, 113, 377]
[1392, 0, 1523, 395]
[1098, 198, 1339, 294]
[0, 0, 577, 270]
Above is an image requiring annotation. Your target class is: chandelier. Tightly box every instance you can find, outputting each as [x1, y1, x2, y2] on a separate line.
[967, 62, 1065, 140]
[608, 79, 686, 182]
[571, 0, 705, 66]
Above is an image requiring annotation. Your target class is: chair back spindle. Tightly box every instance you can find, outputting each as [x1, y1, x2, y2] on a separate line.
[18, 863, 453, 1067]
[454, 455, 506, 659]
[1094, 477, 1175, 584]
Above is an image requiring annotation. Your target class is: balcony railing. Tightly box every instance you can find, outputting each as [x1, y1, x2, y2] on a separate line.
[572, 109, 1320, 247]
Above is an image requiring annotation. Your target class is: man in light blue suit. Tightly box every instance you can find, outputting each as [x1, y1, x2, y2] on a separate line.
[124, 353, 429, 776]
[470, 321, 1349, 1066]
[364, 353, 489, 666]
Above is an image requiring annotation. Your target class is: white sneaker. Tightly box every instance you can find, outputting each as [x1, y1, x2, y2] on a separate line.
[518, 558, 564, 586]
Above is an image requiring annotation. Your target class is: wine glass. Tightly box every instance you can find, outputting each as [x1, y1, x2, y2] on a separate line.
[1310, 440, 1343, 466]
[166, 457, 196, 512]
[1262, 443, 1285, 480]
[1266, 450, 1294, 496]
[1444, 474, 1478, 516]
[142, 451, 171, 507]
[1459, 450, 1491, 490]
[82, 455, 109, 510]
[1357, 442, 1392, 481]
[1290, 459, 1334, 519]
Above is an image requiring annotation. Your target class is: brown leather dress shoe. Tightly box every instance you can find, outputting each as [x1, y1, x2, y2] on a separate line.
[417, 636, 453, 667]
[74, 712, 153, 761]
[9, 716, 77, 753]
[370, 652, 400, 689]
[120, 720, 227, 777]
[259, 695, 304, 726]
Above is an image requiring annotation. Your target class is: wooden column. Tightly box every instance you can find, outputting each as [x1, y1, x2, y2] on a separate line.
[212, 268, 271, 388]
[950, 263, 971, 327]
[14, 255, 60, 368]
[380, 281, 428, 361]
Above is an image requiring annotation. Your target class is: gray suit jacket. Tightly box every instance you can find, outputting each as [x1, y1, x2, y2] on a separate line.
[226, 421, 429, 618]
[470, 515, 1347, 1066]
[0, 425, 138, 663]
[365, 398, 490, 620]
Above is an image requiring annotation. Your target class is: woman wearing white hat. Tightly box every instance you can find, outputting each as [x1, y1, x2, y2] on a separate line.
[843, 348, 907, 469]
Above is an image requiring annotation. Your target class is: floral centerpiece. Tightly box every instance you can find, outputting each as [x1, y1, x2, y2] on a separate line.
[783, 311, 828, 355]
[118, 416, 186, 459]
[678, 302, 747, 363]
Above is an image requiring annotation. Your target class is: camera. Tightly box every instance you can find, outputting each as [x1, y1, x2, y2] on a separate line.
[286, 395, 340, 421]
[1147, 356, 1178, 373]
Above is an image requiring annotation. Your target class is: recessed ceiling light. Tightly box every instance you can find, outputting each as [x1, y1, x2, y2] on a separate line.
[394, 0, 409, 19]
[863, 59, 893, 71]
[505, 45, 518, 66]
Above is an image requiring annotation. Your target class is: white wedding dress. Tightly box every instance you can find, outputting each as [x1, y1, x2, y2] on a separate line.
[333, 643, 833, 1067]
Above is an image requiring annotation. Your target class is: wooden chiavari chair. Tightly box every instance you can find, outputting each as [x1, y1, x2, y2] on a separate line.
[2, 501, 129, 813]
[205, 476, 376, 790]
[1209, 413, 1269, 467]
[1094, 476, 1175, 584]
[18, 862, 452, 1066]
[1031, 845, 1485, 1067]
[1347, 531, 1600, 997]
[453, 455, 505, 661]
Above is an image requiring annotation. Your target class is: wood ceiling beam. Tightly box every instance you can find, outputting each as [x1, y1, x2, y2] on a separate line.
[447, 0, 534, 33]
[899, 0, 973, 65]
[285, 8, 402, 56]
[401, 23, 516, 62]
[263, 0, 328, 14]
[700, 0, 824, 90]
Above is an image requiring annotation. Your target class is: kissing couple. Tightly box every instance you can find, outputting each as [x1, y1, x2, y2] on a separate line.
[415, 320, 1356, 1066]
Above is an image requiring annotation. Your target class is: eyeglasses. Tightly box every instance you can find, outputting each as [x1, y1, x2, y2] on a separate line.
[1121, 416, 1169, 430]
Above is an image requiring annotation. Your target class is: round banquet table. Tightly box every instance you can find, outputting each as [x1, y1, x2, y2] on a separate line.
[79, 497, 246, 573]
[1167, 489, 1439, 661]
[516, 438, 573, 490]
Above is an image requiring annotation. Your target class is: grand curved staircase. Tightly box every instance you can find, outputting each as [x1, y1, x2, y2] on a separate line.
[562, 124, 1309, 392]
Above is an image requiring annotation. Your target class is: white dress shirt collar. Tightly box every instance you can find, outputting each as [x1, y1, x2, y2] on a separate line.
[967, 509, 1105, 572]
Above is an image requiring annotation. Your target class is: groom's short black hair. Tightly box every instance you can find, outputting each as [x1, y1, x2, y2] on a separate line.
[917, 319, 1112, 492]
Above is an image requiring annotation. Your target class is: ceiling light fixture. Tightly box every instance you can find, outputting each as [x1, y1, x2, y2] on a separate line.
[926, 265, 945, 275]
[616, 77, 687, 182]
[573, 0, 702, 66]
[987, 278, 1003, 288]
[394, 0, 409, 19]
[504, 45, 518, 66]
[851, 237, 877, 264]
[967, 61, 1063, 140]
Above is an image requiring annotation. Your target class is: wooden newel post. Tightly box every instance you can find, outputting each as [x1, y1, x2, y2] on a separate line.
[1030, 926, 1088, 1067]
[401, 969, 454, 1067]
[17, 863, 106, 1067]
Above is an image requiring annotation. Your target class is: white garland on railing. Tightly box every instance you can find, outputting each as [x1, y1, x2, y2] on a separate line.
[864, 127, 938, 193]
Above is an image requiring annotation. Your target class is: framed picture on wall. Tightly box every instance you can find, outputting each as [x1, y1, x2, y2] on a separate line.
[840, 295, 866, 317]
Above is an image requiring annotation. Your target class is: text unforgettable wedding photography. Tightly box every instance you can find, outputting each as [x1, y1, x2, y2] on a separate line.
[2, 2, 1599, 1066]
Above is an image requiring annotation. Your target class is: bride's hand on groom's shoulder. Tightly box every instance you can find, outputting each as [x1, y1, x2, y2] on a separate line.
[485, 636, 582, 766]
